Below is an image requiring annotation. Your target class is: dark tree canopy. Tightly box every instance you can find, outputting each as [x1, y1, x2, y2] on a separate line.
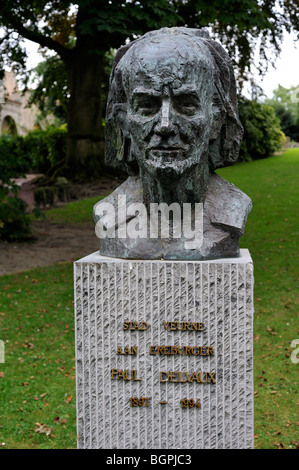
[1, 1, 299, 80]
[0, 1, 298, 177]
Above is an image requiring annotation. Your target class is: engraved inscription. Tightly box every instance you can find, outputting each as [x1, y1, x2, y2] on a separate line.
[111, 369, 142, 381]
[160, 371, 216, 384]
[163, 321, 204, 331]
[116, 346, 138, 355]
[123, 321, 150, 331]
[129, 397, 151, 407]
[149, 345, 214, 356]
[180, 399, 201, 408]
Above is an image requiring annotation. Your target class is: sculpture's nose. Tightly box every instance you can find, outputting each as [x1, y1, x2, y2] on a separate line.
[155, 99, 176, 136]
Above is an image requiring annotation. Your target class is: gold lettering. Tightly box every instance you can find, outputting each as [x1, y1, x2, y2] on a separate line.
[208, 372, 216, 383]
[169, 371, 177, 382]
[133, 369, 142, 381]
[162, 321, 205, 331]
[177, 371, 188, 383]
[149, 345, 212, 355]
[123, 321, 150, 331]
[160, 371, 169, 382]
[116, 345, 138, 355]
[159, 370, 216, 383]
[111, 369, 142, 381]
[199, 372, 207, 383]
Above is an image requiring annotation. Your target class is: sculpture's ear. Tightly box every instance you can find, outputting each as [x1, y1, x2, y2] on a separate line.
[105, 103, 128, 171]
[208, 108, 243, 171]
[207, 68, 243, 171]
[104, 39, 140, 175]
[208, 94, 225, 170]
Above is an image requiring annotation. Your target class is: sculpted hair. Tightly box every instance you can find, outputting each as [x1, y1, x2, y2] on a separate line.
[105, 27, 243, 173]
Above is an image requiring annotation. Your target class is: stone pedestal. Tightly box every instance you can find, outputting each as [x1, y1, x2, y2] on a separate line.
[74, 249, 254, 449]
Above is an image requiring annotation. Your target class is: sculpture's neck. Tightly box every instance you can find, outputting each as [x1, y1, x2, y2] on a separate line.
[140, 164, 210, 211]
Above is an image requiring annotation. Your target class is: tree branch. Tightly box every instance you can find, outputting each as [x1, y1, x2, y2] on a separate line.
[6, 20, 71, 62]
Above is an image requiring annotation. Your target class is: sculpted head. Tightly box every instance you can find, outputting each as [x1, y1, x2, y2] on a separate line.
[105, 28, 243, 205]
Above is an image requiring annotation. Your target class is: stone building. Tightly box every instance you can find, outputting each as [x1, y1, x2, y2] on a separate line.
[0, 71, 39, 136]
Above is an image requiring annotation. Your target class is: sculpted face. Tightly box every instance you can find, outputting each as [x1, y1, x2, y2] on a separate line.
[121, 38, 215, 181]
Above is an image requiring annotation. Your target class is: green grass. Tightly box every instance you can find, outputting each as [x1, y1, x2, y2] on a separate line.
[217, 148, 299, 449]
[44, 196, 103, 224]
[0, 149, 298, 449]
[0, 264, 76, 449]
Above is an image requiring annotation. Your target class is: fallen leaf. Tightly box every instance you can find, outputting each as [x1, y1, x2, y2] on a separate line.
[267, 327, 277, 336]
[35, 423, 52, 436]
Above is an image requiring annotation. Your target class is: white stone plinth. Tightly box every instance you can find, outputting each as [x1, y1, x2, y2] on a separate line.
[74, 249, 254, 449]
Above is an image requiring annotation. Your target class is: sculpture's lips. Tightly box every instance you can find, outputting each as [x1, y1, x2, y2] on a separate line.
[147, 148, 187, 162]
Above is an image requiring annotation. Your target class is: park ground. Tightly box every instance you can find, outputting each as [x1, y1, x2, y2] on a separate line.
[0, 148, 298, 449]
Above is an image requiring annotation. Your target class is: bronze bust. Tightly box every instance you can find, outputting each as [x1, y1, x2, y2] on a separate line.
[94, 27, 252, 260]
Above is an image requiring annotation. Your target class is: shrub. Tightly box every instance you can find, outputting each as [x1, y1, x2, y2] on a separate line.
[22, 125, 67, 173]
[0, 156, 32, 241]
[0, 125, 67, 175]
[0, 196, 32, 241]
[0, 135, 31, 177]
[238, 98, 285, 162]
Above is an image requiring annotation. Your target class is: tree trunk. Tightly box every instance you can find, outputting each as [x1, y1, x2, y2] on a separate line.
[65, 48, 105, 179]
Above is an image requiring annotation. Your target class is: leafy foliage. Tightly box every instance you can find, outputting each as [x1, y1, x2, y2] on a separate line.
[29, 56, 69, 124]
[238, 98, 285, 161]
[0, 126, 67, 240]
[0, 126, 67, 176]
[265, 85, 299, 142]
[23, 125, 67, 173]
[0, 1, 298, 175]
[0, 136, 32, 240]
[1, 1, 298, 84]
[0, 197, 32, 241]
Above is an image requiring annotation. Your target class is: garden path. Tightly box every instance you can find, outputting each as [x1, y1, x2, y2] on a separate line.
[0, 175, 123, 275]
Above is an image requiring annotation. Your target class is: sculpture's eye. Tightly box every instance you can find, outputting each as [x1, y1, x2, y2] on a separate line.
[174, 94, 200, 116]
[133, 94, 161, 117]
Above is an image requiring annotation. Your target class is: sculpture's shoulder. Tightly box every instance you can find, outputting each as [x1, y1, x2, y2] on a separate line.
[204, 173, 252, 235]
[93, 176, 142, 223]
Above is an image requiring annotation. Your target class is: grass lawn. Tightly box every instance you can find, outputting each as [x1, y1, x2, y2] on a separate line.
[0, 149, 298, 449]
